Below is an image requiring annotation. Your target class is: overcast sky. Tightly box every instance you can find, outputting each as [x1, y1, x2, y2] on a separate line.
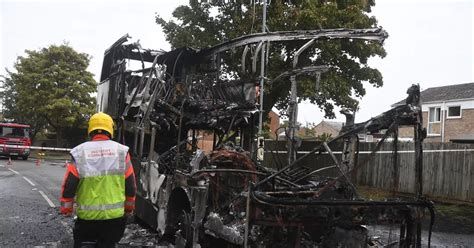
[1, 0, 473, 125]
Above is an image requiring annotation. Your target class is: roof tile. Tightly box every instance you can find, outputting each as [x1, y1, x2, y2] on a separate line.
[393, 82, 474, 105]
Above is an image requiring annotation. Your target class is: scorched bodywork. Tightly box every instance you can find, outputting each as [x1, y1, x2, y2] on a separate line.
[97, 29, 434, 247]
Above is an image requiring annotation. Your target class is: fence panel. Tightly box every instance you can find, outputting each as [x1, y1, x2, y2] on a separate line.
[263, 141, 474, 202]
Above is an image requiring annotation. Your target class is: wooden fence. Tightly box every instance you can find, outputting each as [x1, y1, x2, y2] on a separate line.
[264, 141, 474, 202]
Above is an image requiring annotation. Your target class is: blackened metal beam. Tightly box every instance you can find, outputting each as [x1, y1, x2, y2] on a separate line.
[199, 28, 388, 56]
[323, 142, 359, 198]
[241, 45, 250, 73]
[252, 41, 264, 73]
[392, 125, 399, 196]
[271, 66, 330, 84]
[293, 39, 315, 68]
[293, 165, 337, 183]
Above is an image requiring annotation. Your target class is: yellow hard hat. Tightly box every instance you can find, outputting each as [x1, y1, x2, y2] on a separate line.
[88, 112, 114, 138]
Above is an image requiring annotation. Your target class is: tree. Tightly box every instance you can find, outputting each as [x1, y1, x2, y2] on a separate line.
[301, 122, 316, 139]
[156, 0, 386, 119]
[279, 120, 302, 130]
[316, 132, 333, 142]
[2, 44, 96, 146]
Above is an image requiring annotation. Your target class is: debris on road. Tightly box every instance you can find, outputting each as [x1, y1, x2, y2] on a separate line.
[118, 223, 160, 247]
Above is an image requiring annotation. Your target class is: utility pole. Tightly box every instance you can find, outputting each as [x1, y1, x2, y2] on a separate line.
[257, 0, 267, 136]
[256, 0, 267, 163]
[287, 75, 298, 164]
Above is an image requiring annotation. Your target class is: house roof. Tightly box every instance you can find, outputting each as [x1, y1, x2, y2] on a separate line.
[316, 120, 344, 131]
[393, 82, 474, 106]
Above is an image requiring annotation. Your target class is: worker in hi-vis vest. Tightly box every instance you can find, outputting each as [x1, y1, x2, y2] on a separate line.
[60, 112, 136, 247]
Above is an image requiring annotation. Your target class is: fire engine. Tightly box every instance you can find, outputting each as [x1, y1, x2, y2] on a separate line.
[0, 123, 31, 160]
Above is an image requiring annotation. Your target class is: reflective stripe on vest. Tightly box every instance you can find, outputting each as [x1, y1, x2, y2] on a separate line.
[71, 140, 129, 220]
[61, 201, 73, 208]
[81, 169, 124, 177]
[77, 201, 123, 211]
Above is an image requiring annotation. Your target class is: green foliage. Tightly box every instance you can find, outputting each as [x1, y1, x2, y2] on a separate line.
[301, 122, 316, 138]
[261, 123, 272, 139]
[2, 44, 96, 144]
[280, 120, 302, 129]
[156, 0, 386, 118]
[280, 120, 289, 129]
[316, 132, 333, 142]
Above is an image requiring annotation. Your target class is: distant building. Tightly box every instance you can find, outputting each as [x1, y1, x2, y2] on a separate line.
[267, 110, 280, 139]
[313, 120, 344, 139]
[196, 110, 280, 151]
[393, 82, 474, 143]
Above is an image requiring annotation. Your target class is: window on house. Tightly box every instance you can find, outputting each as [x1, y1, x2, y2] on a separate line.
[428, 107, 441, 135]
[447, 106, 461, 118]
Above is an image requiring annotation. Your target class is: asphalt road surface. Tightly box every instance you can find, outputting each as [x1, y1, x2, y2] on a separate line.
[0, 158, 162, 248]
[0, 158, 73, 247]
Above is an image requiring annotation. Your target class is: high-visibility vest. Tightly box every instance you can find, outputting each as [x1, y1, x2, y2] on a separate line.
[70, 140, 129, 220]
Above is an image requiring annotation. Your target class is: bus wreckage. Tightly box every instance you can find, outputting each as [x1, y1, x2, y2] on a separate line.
[97, 28, 434, 247]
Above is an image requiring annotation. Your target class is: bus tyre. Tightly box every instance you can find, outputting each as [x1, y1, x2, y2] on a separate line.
[22, 156, 28, 160]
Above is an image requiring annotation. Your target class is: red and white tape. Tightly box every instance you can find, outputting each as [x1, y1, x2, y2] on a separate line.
[0, 144, 71, 152]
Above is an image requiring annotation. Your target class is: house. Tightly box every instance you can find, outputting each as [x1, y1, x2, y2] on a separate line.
[394, 82, 474, 143]
[313, 120, 344, 139]
[267, 110, 280, 139]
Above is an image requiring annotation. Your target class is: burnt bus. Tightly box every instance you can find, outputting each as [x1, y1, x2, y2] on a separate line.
[97, 30, 434, 247]
[97, 34, 260, 247]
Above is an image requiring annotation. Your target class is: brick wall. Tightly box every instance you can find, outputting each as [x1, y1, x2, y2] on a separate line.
[268, 111, 280, 138]
[444, 109, 474, 141]
[398, 109, 474, 142]
[398, 127, 414, 138]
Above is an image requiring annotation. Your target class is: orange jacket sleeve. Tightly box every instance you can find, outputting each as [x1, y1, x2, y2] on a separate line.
[124, 153, 136, 213]
[60, 162, 79, 215]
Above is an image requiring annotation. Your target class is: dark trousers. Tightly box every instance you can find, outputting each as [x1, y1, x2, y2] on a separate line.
[73, 216, 126, 248]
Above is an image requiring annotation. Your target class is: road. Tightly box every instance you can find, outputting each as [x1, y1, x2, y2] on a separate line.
[0, 158, 73, 247]
[0, 158, 161, 248]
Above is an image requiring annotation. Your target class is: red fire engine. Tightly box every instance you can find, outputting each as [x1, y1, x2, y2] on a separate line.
[0, 123, 31, 160]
